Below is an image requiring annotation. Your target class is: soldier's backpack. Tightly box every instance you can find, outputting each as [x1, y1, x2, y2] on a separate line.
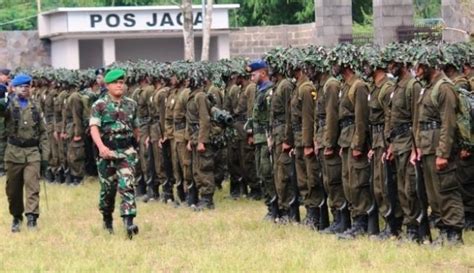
[431, 77, 474, 150]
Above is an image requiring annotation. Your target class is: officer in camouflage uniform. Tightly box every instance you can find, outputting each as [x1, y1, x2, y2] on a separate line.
[383, 43, 423, 242]
[90, 69, 140, 239]
[0, 69, 11, 177]
[0, 74, 49, 232]
[247, 60, 278, 220]
[413, 45, 464, 245]
[327, 44, 372, 240]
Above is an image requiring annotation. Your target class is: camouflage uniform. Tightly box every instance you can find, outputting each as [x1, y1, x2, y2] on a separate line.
[90, 93, 139, 217]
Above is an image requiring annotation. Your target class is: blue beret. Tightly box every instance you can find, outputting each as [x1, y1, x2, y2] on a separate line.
[11, 74, 32, 87]
[247, 60, 268, 72]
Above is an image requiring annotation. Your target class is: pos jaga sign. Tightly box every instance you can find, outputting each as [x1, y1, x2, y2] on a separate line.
[90, 11, 203, 29]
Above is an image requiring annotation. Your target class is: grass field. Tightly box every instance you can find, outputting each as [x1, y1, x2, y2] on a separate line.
[0, 176, 473, 272]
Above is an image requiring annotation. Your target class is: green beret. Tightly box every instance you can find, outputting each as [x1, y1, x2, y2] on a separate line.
[104, 69, 125, 84]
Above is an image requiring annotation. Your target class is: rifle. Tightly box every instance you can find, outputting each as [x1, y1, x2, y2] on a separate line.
[289, 151, 301, 222]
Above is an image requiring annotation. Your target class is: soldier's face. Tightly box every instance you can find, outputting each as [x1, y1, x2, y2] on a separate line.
[332, 64, 341, 77]
[96, 75, 104, 86]
[107, 79, 125, 97]
[415, 64, 430, 81]
[15, 84, 31, 98]
[251, 70, 262, 84]
[389, 62, 402, 77]
[362, 63, 373, 78]
[0, 74, 9, 83]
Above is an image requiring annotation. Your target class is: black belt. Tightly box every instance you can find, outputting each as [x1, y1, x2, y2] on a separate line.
[8, 138, 39, 148]
[339, 118, 354, 129]
[292, 123, 302, 132]
[390, 123, 411, 139]
[175, 122, 186, 131]
[103, 138, 133, 150]
[420, 121, 441, 131]
[370, 124, 384, 134]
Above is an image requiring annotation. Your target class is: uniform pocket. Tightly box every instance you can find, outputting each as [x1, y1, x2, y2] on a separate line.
[436, 163, 459, 193]
[198, 150, 214, 172]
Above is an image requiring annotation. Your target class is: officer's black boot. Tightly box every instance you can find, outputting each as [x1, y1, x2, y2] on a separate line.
[432, 227, 449, 246]
[142, 184, 156, 203]
[333, 206, 351, 234]
[11, 216, 23, 233]
[123, 216, 139, 239]
[194, 193, 215, 211]
[26, 213, 38, 230]
[103, 214, 114, 234]
[367, 210, 380, 236]
[55, 167, 65, 184]
[64, 168, 72, 185]
[73, 176, 83, 186]
[228, 178, 240, 199]
[277, 209, 290, 225]
[240, 179, 249, 197]
[271, 198, 279, 221]
[321, 209, 339, 234]
[303, 207, 319, 230]
[319, 201, 330, 231]
[447, 228, 464, 246]
[337, 215, 368, 240]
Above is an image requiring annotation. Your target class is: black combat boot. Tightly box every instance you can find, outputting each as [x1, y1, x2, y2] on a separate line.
[277, 209, 290, 225]
[288, 197, 300, 223]
[162, 180, 175, 204]
[337, 215, 368, 240]
[123, 216, 139, 240]
[432, 228, 448, 246]
[464, 212, 474, 231]
[320, 209, 339, 234]
[187, 184, 198, 207]
[303, 207, 320, 230]
[11, 216, 23, 233]
[73, 176, 83, 186]
[142, 185, 157, 203]
[55, 167, 65, 184]
[26, 214, 38, 230]
[333, 206, 351, 234]
[228, 178, 241, 199]
[194, 194, 215, 211]
[446, 228, 464, 246]
[405, 225, 421, 243]
[64, 168, 72, 185]
[263, 197, 278, 222]
[44, 167, 55, 183]
[176, 180, 186, 202]
[319, 201, 330, 231]
[103, 214, 114, 234]
[247, 186, 263, 201]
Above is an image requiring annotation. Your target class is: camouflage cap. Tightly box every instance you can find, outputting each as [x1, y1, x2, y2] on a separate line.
[359, 43, 385, 69]
[326, 43, 361, 71]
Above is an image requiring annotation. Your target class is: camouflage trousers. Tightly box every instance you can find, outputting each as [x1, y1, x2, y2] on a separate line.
[97, 147, 138, 217]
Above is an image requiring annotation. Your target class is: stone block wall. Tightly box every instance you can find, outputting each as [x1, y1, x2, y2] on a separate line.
[442, 0, 473, 42]
[229, 23, 316, 59]
[373, 0, 414, 46]
[0, 31, 51, 69]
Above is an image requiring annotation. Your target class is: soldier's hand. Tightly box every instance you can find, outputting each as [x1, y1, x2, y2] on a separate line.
[197, 142, 206, 153]
[460, 149, 471, 160]
[324, 147, 334, 157]
[352, 149, 362, 159]
[248, 136, 254, 145]
[61, 132, 68, 140]
[368, 149, 374, 161]
[186, 141, 192, 152]
[99, 145, 114, 159]
[282, 142, 291, 152]
[409, 148, 421, 166]
[304, 147, 314, 157]
[384, 144, 394, 162]
[73, 135, 82, 142]
[145, 136, 150, 149]
[435, 156, 448, 171]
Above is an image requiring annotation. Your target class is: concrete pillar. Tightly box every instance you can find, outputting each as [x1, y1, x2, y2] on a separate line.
[51, 38, 79, 69]
[103, 38, 116, 66]
[314, 0, 352, 46]
[442, 0, 472, 42]
[373, 0, 414, 46]
[216, 33, 230, 60]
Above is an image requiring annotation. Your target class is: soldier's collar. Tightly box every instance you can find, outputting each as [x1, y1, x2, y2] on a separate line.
[257, 80, 273, 92]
